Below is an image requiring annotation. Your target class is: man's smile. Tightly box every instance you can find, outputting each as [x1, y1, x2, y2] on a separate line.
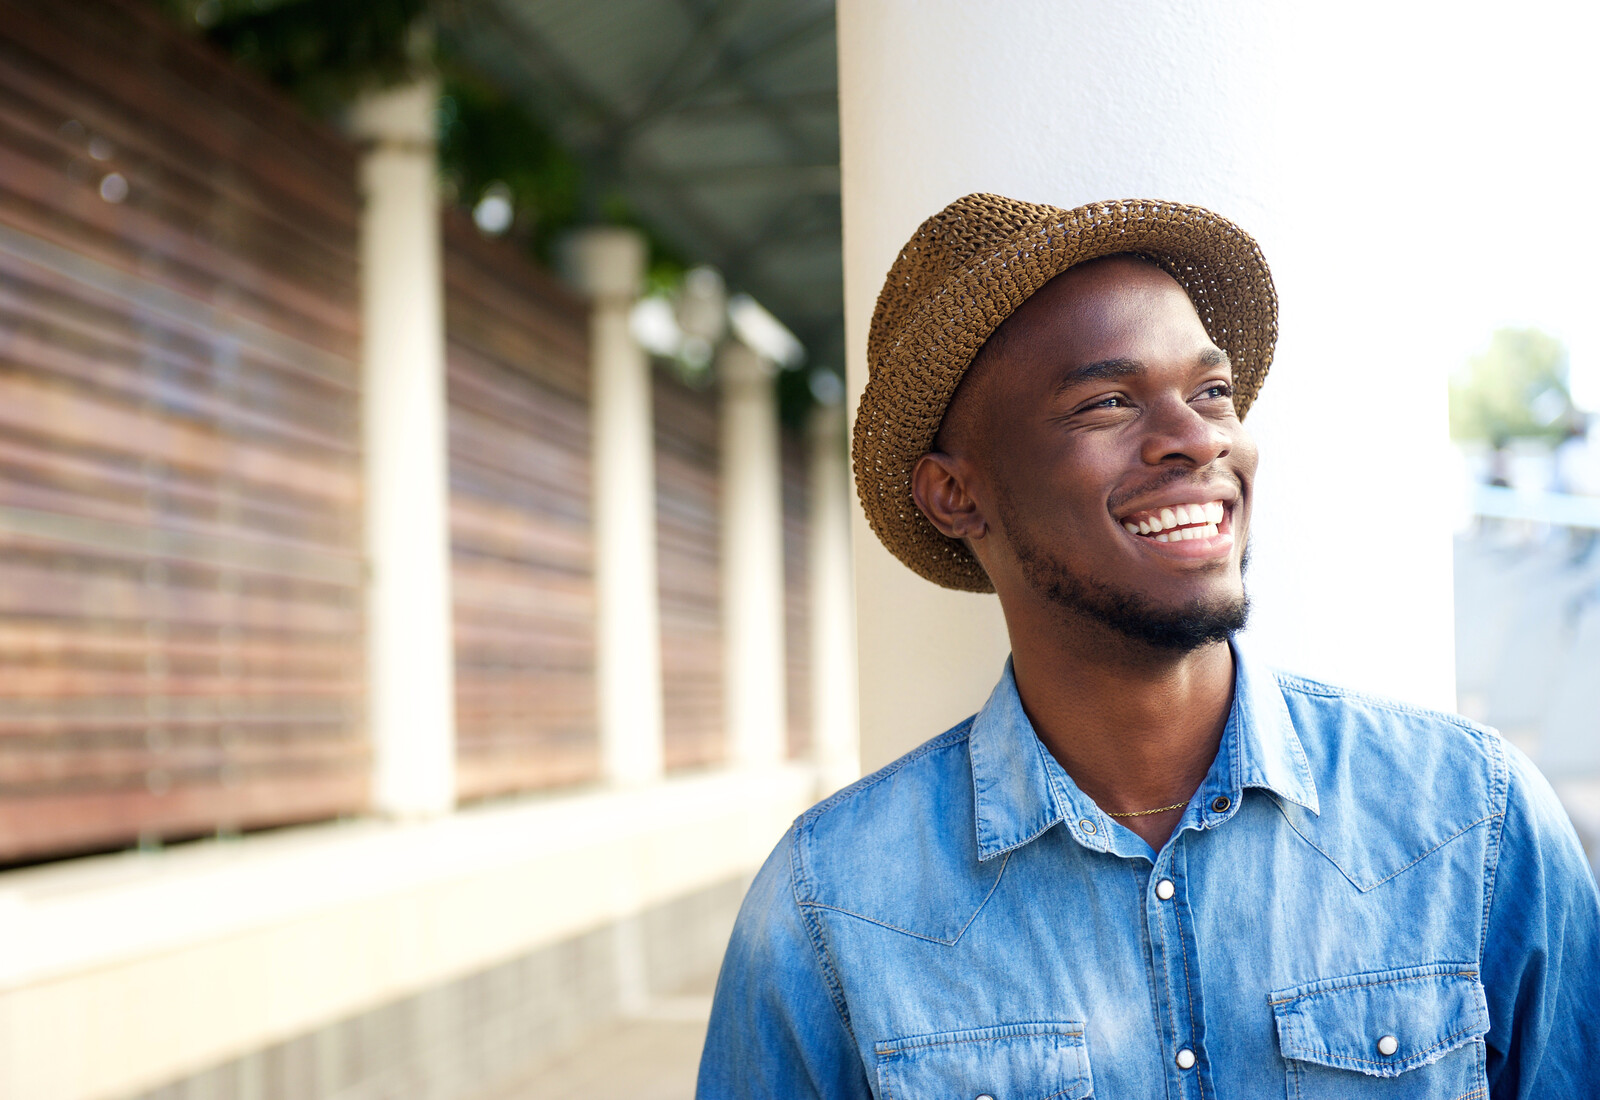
[1114, 497, 1237, 556]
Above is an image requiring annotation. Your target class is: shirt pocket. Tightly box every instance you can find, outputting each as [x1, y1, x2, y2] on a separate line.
[1268, 963, 1490, 1100]
[874, 1021, 1093, 1100]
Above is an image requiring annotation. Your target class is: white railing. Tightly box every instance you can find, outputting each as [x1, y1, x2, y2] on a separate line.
[1471, 484, 1600, 530]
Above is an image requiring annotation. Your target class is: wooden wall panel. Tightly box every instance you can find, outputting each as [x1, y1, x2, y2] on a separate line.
[655, 373, 723, 770]
[445, 215, 599, 800]
[0, 0, 366, 863]
[781, 430, 812, 759]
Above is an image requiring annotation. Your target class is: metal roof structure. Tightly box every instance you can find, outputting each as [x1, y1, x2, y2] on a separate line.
[444, 0, 844, 372]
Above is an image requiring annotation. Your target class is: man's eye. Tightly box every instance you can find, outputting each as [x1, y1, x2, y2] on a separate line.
[1199, 382, 1233, 400]
[1090, 395, 1127, 408]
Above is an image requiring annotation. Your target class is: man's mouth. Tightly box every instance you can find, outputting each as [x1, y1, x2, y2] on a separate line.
[1118, 500, 1227, 543]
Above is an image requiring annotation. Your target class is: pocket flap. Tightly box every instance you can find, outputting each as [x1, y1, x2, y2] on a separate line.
[875, 1021, 1093, 1100]
[1269, 963, 1489, 1078]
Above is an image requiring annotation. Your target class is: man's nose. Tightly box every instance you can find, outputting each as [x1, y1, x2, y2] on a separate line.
[1139, 398, 1231, 467]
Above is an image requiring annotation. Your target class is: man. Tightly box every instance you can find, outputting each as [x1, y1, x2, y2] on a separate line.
[696, 195, 1600, 1098]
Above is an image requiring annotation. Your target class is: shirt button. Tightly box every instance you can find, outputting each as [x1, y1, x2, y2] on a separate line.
[1210, 795, 1232, 813]
[1176, 1047, 1197, 1069]
[1078, 818, 1097, 835]
[1378, 1034, 1399, 1056]
[1155, 879, 1175, 900]
[975, 1095, 996, 1100]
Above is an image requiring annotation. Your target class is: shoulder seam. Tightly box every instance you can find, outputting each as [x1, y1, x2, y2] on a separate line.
[1274, 673, 1493, 737]
[798, 718, 975, 828]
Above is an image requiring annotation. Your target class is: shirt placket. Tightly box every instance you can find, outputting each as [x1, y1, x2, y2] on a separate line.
[1145, 839, 1212, 1100]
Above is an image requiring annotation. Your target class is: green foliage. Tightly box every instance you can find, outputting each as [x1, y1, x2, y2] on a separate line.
[157, 0, 432, 116]
[147, 0, 818, 416]
[1450, 328, 1573, 443]
[434, 65, 584, 262]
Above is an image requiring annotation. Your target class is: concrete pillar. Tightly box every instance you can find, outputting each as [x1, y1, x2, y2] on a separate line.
[838, 1, 1463, 771]
[567, 227, 665, 786]
[351, 80, 456, 817]
[807, 400, 860, 794]
[718, 340, 788, 769]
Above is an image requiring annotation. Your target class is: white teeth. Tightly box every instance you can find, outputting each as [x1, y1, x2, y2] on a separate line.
[1132, 501, 1227, 538]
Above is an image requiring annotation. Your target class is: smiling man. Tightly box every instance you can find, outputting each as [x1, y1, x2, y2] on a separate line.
[696, 195, 1600, 1099]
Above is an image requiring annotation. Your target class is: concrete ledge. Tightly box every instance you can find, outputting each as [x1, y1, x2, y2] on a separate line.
[0, 764, 814, 1100]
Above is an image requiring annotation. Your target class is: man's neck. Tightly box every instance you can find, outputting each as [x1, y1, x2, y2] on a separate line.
[1007, 616, 1236, 852]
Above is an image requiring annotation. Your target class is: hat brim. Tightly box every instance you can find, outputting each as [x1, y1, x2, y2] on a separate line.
[853, 197, 1278, 593]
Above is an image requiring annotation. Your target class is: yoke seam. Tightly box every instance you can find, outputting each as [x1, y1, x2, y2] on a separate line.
[1271, 801, 1495, 892]
[797, 850, 1012, 946]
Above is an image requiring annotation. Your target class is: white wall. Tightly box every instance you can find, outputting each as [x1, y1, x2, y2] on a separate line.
[836, 1, 1600, 768]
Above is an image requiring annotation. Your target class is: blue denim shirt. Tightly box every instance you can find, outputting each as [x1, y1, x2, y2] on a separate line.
[698, 644, 1600, 1098]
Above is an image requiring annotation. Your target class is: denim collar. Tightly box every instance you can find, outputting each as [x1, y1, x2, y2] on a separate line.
[969, 638, 1319, 862]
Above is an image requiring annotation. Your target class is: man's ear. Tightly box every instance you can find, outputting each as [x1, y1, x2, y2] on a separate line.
[911, 451, 988, 542]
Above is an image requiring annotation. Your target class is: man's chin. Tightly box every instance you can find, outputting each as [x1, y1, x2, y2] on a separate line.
[1026, 563, 1249, 653]
[1097, 593, 1249, 652]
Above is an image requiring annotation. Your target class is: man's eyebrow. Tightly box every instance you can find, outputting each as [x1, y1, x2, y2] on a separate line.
[1053, 357, 1143, 396]
[1052, 349, 1233, 397]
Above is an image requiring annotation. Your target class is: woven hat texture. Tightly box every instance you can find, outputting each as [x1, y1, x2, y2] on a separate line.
[854, 193, 1278, 592]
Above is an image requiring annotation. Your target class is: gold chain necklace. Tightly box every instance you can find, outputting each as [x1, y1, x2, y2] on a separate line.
[1105, 801, 1188, 818]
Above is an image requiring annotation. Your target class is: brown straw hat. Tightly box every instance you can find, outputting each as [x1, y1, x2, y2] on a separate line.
[854, 193, 1278, 592]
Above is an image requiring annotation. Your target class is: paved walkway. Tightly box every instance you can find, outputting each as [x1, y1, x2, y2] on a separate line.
[477, 994, 711, 1100]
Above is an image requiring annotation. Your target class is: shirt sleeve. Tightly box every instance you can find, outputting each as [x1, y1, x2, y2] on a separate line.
[696, 826, 874, 1100]
[1481, 740, 1600, 1099]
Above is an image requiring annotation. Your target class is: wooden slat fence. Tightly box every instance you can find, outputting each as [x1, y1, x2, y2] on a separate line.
[655, 372, 724, 770]
[444, 213, 600, 799]
[0, 0, 367, 862]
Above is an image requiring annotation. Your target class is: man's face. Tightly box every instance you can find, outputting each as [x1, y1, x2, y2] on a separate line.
[916, 256, 1258, 650]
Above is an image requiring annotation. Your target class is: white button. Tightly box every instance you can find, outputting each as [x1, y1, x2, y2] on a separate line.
[1176, 1047, 1196, 1069]
[1377, 1034, 1399, 1056]
[1156, 879, 1175, 900]
[975, 1095, 996, 1100]
[1078, 818, 1097, 835]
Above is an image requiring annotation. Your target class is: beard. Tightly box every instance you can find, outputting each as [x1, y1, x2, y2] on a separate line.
[998, 499, 1250, 653]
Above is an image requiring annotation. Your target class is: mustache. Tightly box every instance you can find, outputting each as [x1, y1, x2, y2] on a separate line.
[1105, 467, 1242, 514]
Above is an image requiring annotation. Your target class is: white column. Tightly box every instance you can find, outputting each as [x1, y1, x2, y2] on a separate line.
[718, 339, 788, 769]
[808, 400, 861, 794]
[567, 227, 665, 786]
[838, 1, 1465, 771]
[351, 80, 456, 817]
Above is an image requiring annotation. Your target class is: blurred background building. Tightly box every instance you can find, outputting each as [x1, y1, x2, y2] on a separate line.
[0, 1, 1593, 1098]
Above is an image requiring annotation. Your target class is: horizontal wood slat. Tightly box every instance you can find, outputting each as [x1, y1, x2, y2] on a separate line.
[656, 372, 724, 771]
[0, 1, 366, 864]
[782, 430, 812, 759]
[445, 214, 600, 800]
